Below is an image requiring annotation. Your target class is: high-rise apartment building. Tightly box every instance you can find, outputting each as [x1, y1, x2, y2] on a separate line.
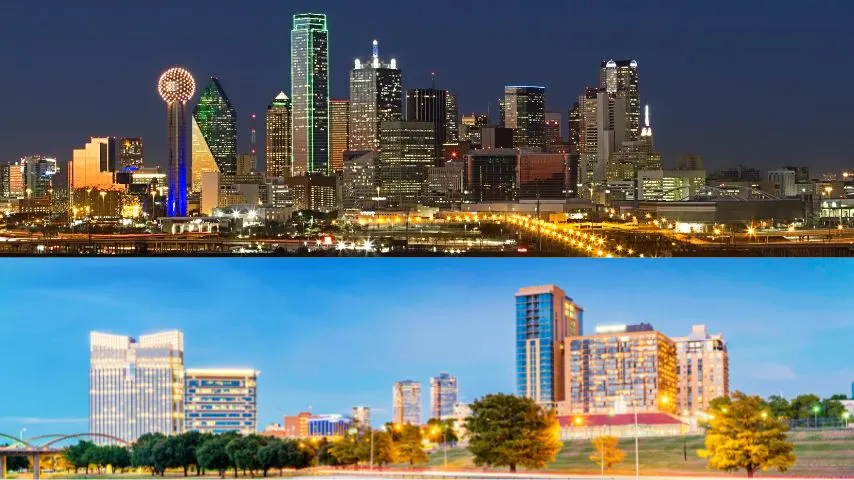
[503, 86, 546, 151]
[191, 77, 237, 192]
[563, 323, 677, 416]
[349, 40, 402, 151]
[69, 137, 118, 190]
[515, 285, 583, 407]
[329, 99, 350, 172]
[291, 13, 330, 175]
[406, 88, 459, 165]
[184, 368, 258, 435]
[600, 59, 640, 141]
[377, 120, 435, 208]
[119, 138, 144, 170]
[393, 380, 422, 425]
[430, 372, 458, 420]
[672, 325, 729, 416]
[266, 92, 292, 178]
[89, 331, 184, 444]
[352, 405, 371, 428]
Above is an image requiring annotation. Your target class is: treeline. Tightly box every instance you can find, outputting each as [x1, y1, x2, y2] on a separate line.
[59, 419, 458, 478]
[765, 393, 849, 419]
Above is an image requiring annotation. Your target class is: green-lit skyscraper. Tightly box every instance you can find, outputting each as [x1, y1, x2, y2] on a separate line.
[291, 13, 329, 176]
[192, 77, 237, 176]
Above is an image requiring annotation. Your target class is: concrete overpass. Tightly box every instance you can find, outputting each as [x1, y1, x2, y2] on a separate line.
[0, 432, 129, 479]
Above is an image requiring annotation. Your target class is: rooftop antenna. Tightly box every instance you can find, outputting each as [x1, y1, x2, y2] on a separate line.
[431, 72, 436, 89]
[371, 39, 379, 68]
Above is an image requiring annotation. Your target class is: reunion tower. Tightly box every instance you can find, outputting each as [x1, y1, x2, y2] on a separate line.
[157, 67, 195, 217]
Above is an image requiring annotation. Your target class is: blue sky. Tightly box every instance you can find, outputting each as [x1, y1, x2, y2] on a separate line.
[0, 259, 851, 438]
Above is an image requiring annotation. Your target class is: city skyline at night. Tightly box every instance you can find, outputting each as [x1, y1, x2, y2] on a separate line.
[0, 1, 852, 173]
[0, 259, 850, 437]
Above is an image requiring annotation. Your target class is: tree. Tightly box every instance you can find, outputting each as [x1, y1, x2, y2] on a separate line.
[258, 439, 288, 477]
[822, 397, 846, 419]
[226, 434, 262, 477]
[790, 394, 821, 420]
[425, 418, 459, 445]
[132, 433, 167, 475]
[698, 391, 796, 478]
[6, 456, 29, 471]
[466, 393, 562, 472]
[395, 424, 428, 466]
[173, 431, 203, 476]
[356, 430, 394, 467]
[329, 435, 360, 467]
[65, 441, 94, 474]
[766, 395, 792, 419]
[196, 435, 231, 479]
[589, 436, 625, 471]
[150, 436, 177, 476]
[317, 442, 340, 466]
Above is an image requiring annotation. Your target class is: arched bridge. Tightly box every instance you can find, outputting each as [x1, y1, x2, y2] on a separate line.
[0, 432, 129, 479]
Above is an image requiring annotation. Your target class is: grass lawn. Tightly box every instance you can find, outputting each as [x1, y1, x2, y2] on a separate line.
[427, 430, 854, 477]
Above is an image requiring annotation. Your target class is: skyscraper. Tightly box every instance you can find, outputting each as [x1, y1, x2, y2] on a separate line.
[545, 112, 563, 151]
[329, 99, 350, 172]
[0, 162, 24, 198]
[192, 77, 237, 192]
[69, 137, 118, 190]
[89, 331, 184, 444]
[266, 92, 292, 178]
[460, 114, 488, 145]
[158, 67, 196, 217]
[563, 323, 677, 416]
[515, 285, 583, 408]
[352, 405, 371, 428]
[567, 103, 580, 151]
[393, 380, 422, 425]
[430, 372, 458, 420]
[349, 40, 402, 152]
[20, 155, 58, 197]
[184, 369, 258, 435]
[119, 138, 144, 170]
[577, 87, 628, 186]
[503, 86, 546, 151]
[600, 59, 640, 141]
[291, 13, 329, 175]
[672, 325, 729, 416]
[406, 88, 459, 165]
[377, 120, 435, 208]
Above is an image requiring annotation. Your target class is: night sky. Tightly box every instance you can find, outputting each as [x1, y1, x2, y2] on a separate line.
[1, 1, 852, 173]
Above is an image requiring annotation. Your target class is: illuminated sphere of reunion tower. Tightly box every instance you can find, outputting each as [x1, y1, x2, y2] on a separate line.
[158, 67, 195, 217]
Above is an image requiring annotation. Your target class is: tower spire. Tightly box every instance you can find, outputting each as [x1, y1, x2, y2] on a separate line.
[431, 72, 436, 89]
[372, 39, 379, 68]
[641, 104, 652, 137]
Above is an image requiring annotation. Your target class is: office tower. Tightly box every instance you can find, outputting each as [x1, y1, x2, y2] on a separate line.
[329, 100, 350, 172]
[600, 59, 640, 141]
[517, 152, 569, 200]
[341, 150, 377, 210]
[191, 77, 237, 192]
[480, 126, 514, 149]
[577, 87, 628, 186]
[545, 112, 562, 146]
[636, 169, 706, 201]
[282, 175, 338, 212]
[184, 369, 258, 434]
[393, 380, 422, 425]
[515, 285, 583, 407]
[445, 92, 459, 143]
[466, 149, 518, 202]
[158, 67, 195, 217]
[672, 325, 729, 416]
[0, 162, 23, 198]
[89, 331, 184, 444]
[236, 153, 257, 175]
[503, 86, 546, 151]
[308, 415, 353, 437]
[568, 103, 580, 151]
[291, 13, 330, 175]
[406, 88, 461, 165]
[20, 155, 59, 197]
[677, 154, 705, 171]
[426, 162, 464, 208]
[563, 323, 677, 416]
[349, 40, 402, 151]
[119, 138, 144, 170]
[377, 120, 435, 208]
[460, 114, 488, 145]
[430, 372, 458, 420]
[606, 106, 661, 181]
[266, 92, 292, 178]
[352, 406, 371, 428]
[69, 137, 118, 190]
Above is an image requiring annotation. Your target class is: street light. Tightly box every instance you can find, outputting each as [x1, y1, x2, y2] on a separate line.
[843, 411, 850, 428]
[430, 425, 448, 469]
[812, 405, 821, 429]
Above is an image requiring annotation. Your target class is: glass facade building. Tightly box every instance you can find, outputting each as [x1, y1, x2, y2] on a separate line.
[192, 78, 237, 192]
[517, 152, 569, 200]
[349, 40, 402, 151]
[119, 138, 144, 170]
[430, 372, 458, 420]
[307, 414, 352, 437]
[89, 331, 184, 444]
[393, 380, 422, 425]
[563, 323, 677, 416]
[515, 285, 583, 408]
[466, 149, 518, 202]
[265, 92, 292, 178]
[600, 59, 640, 141]
[377, 120, 435, 208]
[291, 13, 329, 175]
[184, 368, 258, 435]
[503, 86, 546, 151]
[405, 88, 457, 165]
